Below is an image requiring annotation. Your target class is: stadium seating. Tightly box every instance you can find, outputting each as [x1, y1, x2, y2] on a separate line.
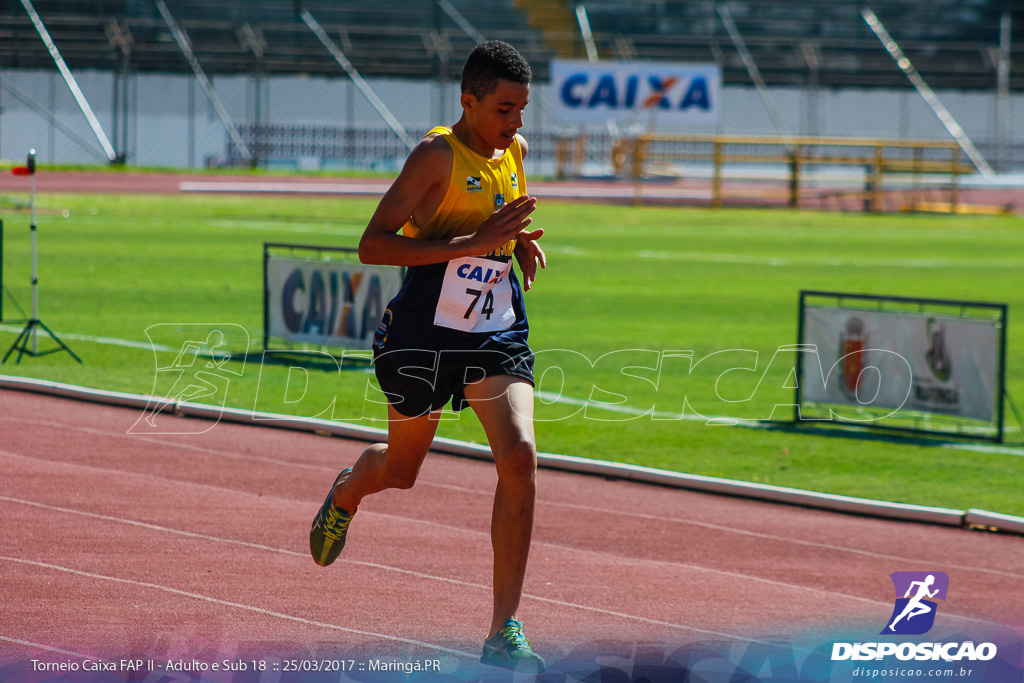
[0, 0, 1019, 90]
[0, 0, 550, 78]
[579, 0, 1021, 90]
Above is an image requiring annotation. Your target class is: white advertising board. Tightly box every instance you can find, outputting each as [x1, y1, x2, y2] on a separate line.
[800, 307, 1000, 422]
[266, 255, 402, 349]
[550, 59, 721, 126]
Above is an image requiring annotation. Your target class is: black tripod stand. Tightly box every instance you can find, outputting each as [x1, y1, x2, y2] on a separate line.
[3, 150, 81, 364]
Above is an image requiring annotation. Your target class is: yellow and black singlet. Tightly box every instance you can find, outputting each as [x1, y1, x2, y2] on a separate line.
[373, 126, 530, 352]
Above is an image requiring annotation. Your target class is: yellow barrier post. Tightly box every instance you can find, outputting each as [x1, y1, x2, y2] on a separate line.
[950, 147, 961, 214]
[789, 144, 802, 209]
[712, 139, 723, 209]
[555, 137, 568, 180]
[630, 136, 641, 205]
[573, 132, 586, 177]
[870, 144, 884, 212]
[911, 146, 923, 211]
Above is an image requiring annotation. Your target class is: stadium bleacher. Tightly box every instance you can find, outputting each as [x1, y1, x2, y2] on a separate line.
[579, 0, 1022, 90]
[0, 0, 550, 79]
[0, 0, 1019, 90]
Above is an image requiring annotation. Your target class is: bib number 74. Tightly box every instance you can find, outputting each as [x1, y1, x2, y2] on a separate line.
[463, 288, 495, 320]
[434, 256, 515, 333]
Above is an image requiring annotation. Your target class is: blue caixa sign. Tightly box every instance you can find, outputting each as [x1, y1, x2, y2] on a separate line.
[550, 60, 721, 125]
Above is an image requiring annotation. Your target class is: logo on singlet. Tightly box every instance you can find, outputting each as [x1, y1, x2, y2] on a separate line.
[494, 193, 504, 209]
[510, 172, 518, 188]
[466, 176, 482, 192]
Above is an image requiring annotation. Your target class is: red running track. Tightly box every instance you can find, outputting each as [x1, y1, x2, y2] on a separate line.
[3, 171, 1022, 214]
[1, 388, 1023, 681]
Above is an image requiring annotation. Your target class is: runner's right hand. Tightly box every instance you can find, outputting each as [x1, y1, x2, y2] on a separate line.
[470, 195, 536, 255]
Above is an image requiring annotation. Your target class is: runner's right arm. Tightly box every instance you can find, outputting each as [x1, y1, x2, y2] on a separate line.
[359, 137, 536, 268]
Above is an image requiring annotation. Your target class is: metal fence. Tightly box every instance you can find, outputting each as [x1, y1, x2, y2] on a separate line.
[1, 68, 1021, 175]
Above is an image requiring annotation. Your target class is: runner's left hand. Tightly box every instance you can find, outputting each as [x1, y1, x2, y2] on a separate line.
[514, 228, 546, 291]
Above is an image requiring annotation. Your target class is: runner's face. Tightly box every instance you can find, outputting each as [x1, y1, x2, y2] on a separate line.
[468, 80, 530, 152]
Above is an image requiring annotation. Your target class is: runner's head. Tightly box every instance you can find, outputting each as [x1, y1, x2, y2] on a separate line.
[461, 41, 532, 100]
[459, 41, 532, 151]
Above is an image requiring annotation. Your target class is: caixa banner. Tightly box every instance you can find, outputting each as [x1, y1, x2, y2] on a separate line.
[550, 59, 721, 125]
[264, 244, 403, 350]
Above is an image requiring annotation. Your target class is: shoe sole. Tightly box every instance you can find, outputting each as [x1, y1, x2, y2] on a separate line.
[309, 467, 353, 566]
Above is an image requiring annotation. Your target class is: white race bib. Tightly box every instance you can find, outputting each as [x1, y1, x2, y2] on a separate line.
[434, 256, 515, 333]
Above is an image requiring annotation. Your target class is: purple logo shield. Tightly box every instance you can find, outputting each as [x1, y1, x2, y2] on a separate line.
[881, 571, 949, 635]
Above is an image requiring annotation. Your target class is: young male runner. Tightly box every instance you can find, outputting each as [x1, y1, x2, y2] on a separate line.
[309, 41, 547, 673]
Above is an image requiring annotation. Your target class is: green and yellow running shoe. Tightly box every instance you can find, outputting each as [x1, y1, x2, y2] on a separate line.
[309, 468, 355, 567]
[480, 618, 546, 673]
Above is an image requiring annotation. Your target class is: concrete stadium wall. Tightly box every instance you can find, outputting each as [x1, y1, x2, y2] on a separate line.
[0, 68, 1020, 172]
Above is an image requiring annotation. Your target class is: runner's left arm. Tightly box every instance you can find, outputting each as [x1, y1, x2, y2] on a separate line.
[511, 134, 546, 291]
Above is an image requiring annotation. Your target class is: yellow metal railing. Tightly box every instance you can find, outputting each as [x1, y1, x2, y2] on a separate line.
[626, 134, 976, 212]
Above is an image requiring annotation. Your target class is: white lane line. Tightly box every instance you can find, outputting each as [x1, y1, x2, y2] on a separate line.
[536, 389, 716, 421]
[0, 488, 1009, 632]
[635, 250, 1024, 269]
[0, 492, 881, 610]
[0, 496, 800, 649]
[0, 414, 339, 474]
[0, 325, 179, 352]
[0, 555, 477, 659]
[0, 488, 852, 608]
[0, 635, 109, 663]
[543, 498, 1024, 581]
[637, 250, 794, 267]
[0, 448, 300, 503]
[179, 181, 391, 195]
[0, 492, 487, 594]
[419, 479, 1024, 581]
[3, 415, 1023, 580]
[176, 181, 712, 201]
[210, 219, 363, 237]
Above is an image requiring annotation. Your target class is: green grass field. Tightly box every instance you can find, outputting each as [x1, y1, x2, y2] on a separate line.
[2, 189, 1023, 516]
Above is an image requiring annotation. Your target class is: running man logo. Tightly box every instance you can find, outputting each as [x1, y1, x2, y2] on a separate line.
[129, 323, 248, 435]
[881, 572, 950, 635]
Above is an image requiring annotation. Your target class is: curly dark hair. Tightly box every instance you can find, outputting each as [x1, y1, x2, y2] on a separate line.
[461, 40, 532, 98]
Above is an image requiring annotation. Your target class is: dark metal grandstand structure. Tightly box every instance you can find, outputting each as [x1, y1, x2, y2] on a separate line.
[0, 0, 549, 79]
[0, 0, 1019, 172]
[1, 0, 1019, 88]
[580, 0, 1022, 91]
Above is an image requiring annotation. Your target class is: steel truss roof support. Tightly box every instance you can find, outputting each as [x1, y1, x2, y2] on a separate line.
[301, 9, 416, 152]
[155, 0, 252, 163]
[20, 0, 118, 162]
[862, 8, 994, 179]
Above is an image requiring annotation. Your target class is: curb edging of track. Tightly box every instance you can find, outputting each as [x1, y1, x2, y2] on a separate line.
[2, 373, 1022, 536]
